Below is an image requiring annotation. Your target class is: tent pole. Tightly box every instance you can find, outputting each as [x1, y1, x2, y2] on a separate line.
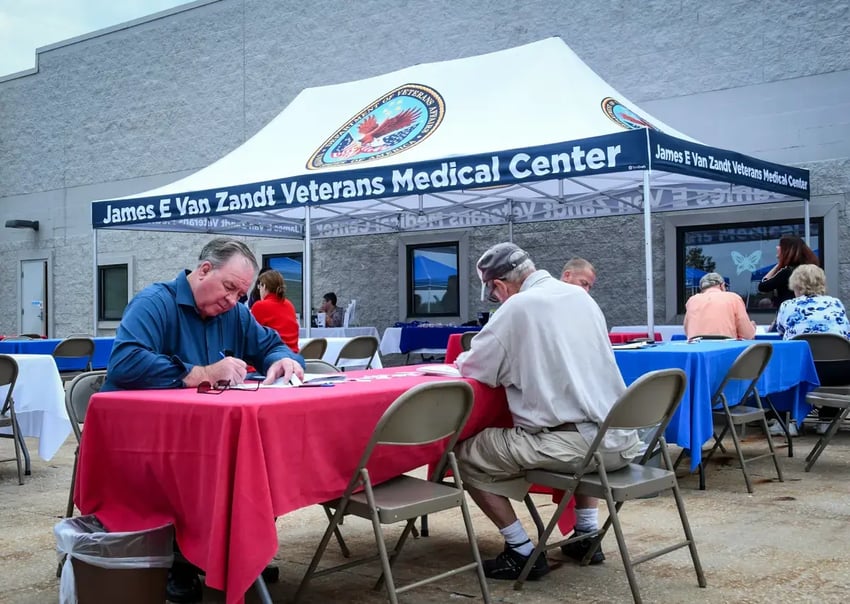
[92, 229, 98, 336]
[508, 199, 514, 242]
[804, 197, 811, 246]
[642, 170, 655, 337]
[304, 207, 312, 337]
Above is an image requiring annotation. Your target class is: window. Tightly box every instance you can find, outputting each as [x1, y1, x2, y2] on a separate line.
[98, 264, 129, 321]
[264, 253, 303, 317]
[406, 242, 459, 317]
[676, 219, 823, 314]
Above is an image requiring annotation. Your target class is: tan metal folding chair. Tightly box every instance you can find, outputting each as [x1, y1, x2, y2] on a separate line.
[792, 333, 850, 471]
[294, 381, 491, 604]
[334, 335, 379, 370]
[0, 355, 25, 485]
[304, 359, 341, 375]
[57, 370, 107, 577]
[299, 337, 328, 360]
[702, 342, 783, 492]
[518, 369, 706, 604]
[460, 331, 477, 352]
[52, 336, 95, 383]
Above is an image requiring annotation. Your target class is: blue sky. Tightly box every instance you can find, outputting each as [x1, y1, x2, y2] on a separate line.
[0, 0, 189, 77]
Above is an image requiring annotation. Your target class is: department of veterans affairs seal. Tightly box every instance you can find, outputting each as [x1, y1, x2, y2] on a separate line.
[307, 83, 445, 170]
[601, 97, 660, 131]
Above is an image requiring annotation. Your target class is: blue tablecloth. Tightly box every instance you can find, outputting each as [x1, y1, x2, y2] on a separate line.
[398, 326, 481, 353]
[670, 334, 783, 341]
[614, 340, 819, 471]
[0, 337, 115, 370]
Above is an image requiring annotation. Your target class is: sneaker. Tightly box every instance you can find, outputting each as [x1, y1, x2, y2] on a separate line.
[561, 531, 605, 565]
[767, 418, 798, 437]
[482, 543, 549, 580]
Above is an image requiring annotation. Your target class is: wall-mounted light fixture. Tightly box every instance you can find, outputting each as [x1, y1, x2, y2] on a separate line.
[5, 219, 39, 231]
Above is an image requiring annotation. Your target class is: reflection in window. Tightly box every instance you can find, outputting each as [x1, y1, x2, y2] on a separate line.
[407, 243, 459, 317]
[98, 264, 129, 321]
[677, 219, 823, 314]
[264, 253, 303, 317]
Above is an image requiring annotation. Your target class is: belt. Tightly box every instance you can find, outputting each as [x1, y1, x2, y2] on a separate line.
[548, 422, 579, 432]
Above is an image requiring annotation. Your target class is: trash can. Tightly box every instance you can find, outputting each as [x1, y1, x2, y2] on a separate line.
[55, 515, 174, 604]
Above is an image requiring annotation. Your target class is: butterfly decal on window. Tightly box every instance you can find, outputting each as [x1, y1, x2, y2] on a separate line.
[731, 250, 762, 275]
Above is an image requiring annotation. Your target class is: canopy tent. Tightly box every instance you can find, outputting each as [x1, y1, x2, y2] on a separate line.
[90, 37, 810, 333]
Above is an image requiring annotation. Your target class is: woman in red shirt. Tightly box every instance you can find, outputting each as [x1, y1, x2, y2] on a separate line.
[250, 270, 300, 353]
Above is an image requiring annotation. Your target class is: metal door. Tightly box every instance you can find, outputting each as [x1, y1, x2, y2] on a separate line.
[20, 259, 47, 336]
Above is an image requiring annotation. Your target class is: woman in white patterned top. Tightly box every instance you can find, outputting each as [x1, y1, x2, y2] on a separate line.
[776, 264, 850, 340]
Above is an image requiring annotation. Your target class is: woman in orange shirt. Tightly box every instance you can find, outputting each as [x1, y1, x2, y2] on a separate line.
[250, 270, 300, 353]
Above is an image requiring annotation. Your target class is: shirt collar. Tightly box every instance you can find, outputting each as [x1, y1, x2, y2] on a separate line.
[520, 269, 552, 292]
[175, 270, 197, 309]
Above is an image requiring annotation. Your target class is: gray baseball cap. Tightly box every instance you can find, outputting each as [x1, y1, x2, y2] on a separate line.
[476, 242, 529, 302]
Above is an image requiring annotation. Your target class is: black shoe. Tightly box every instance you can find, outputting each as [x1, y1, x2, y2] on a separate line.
[482, 542, 549, 581]
[261, 564, 280, 584]
[560, 531, 605, 565]
[166, 566, 203, 603]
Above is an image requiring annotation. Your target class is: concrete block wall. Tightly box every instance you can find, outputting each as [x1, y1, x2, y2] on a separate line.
[1, 0, 848, 336]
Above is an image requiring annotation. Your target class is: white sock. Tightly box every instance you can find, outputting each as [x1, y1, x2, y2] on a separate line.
[499, 520, 534, 556]
[575, 507, 598, 533]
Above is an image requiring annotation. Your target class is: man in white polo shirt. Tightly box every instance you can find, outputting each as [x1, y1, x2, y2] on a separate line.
[454, 242, 640, 581]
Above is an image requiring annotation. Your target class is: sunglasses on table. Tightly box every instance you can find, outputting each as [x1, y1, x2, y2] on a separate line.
[196, 379, 261, 394]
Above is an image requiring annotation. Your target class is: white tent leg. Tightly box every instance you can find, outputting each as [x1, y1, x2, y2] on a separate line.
[92, 229, 98, 336]
[304, 207, 312, 337]
[804, 197, 811, 246]
[643, 171, 655, 336]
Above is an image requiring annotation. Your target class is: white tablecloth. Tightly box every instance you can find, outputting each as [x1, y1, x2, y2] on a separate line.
[297, 336, 383, 369]
[299, 327, 380, 339]
[0, 354, 70, 460]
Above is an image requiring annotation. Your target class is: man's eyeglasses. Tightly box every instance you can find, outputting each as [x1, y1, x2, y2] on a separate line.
[196, 379, 260, 394]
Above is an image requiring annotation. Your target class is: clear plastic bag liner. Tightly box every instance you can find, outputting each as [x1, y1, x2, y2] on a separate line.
[55, 515, 174, 604]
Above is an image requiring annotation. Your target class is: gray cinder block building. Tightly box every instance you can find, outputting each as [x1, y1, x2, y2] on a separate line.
[1, 0, 848, 338]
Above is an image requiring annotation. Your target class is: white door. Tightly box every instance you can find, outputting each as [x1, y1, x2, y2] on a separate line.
[20, 259, 47, 336]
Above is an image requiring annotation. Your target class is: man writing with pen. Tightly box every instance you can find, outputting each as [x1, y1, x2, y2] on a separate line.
[100, 238, 304, 601]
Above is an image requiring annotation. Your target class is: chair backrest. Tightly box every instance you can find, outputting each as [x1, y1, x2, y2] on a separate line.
[690, 334, 733, 341]
[460, 331, 477, 352]
[343, 300, 357, 328]
[3, 336, 34, 341]
[65, 371, 107, 442]
[792, 333, 850, 387]
[304, 359, 341, 374]
[352, 381, 474, 485]
[0, 355, 20, 417]
[335, 335, 378, 367]
[19, 333, 43, 339]
[53, 337, 96, 369]
[300, 338, 328, 360]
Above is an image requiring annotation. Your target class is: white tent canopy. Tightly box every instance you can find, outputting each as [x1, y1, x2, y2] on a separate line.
[91, 37, 810, 332]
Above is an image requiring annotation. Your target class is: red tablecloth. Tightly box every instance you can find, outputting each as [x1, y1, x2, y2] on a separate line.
[607, 332, 662, 344]
[77, 367, 568, 603]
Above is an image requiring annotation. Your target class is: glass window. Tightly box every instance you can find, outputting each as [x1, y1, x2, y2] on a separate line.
[676, 219, 823, 314]
[98, 264, 129, 321]
[264, 253, 303, 317]
[406, 242, 459, 317]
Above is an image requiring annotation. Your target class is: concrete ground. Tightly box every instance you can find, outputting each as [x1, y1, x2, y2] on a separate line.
[1, 425, 848, 604]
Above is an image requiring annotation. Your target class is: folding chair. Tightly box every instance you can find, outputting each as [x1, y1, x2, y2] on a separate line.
[460, 331, 477, 352]
[294, 381, 491, 604]
[334, 335, 379, 370]
[792, 333, 850, 471]
[304, 359, 342, 375]
[518, 369, 706, 604]
[343, 299, 357, 327]
[299, 337, 328, 360]
[702, 342, 783, 492]
[52, 336, 95, 383]
[0, 355, 25, 485]
[57, 371, 107, 577]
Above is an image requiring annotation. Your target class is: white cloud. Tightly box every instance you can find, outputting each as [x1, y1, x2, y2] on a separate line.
[0, 0, 189, 77]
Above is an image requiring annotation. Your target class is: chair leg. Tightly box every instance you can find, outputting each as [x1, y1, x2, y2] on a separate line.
[600, 484, 642, 603]
[293, 506, 349, 603]
[523, 493, 546, 538]
[10, 414, 24, 485]
[764, 395, 793, 458]
[758, 414, 784, 484]
[363, 487, 399, 604]
[459, 491, 492, 603]
[725, 418, 754, 493]
[323, 504, 351, 558]
[661, 448, 707, 588]
[373, 519, 416, 592]
[66, 448, 79, 518]
[254, 575, 273, 604]
[513, 488, 576, 590]
[805, 408, 850, 472]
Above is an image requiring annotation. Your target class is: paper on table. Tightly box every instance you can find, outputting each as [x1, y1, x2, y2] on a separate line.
[415, 364, 462, 377]
[611, 341, 654, 350]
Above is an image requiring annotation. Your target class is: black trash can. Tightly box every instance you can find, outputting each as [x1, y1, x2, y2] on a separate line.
[55, 515, 174, 604]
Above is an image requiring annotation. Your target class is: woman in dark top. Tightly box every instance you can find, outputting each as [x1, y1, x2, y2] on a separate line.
[757, 235, 819, 308]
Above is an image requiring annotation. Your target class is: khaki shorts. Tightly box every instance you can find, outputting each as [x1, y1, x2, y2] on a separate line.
[456, 426, 632, 500]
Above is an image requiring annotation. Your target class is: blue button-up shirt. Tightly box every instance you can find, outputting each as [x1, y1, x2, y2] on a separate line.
[102, 270, 303, 391]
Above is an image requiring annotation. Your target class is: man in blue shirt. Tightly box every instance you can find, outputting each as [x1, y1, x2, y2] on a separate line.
[102, 238, 305, 601]
[103, 238, 304, 392]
